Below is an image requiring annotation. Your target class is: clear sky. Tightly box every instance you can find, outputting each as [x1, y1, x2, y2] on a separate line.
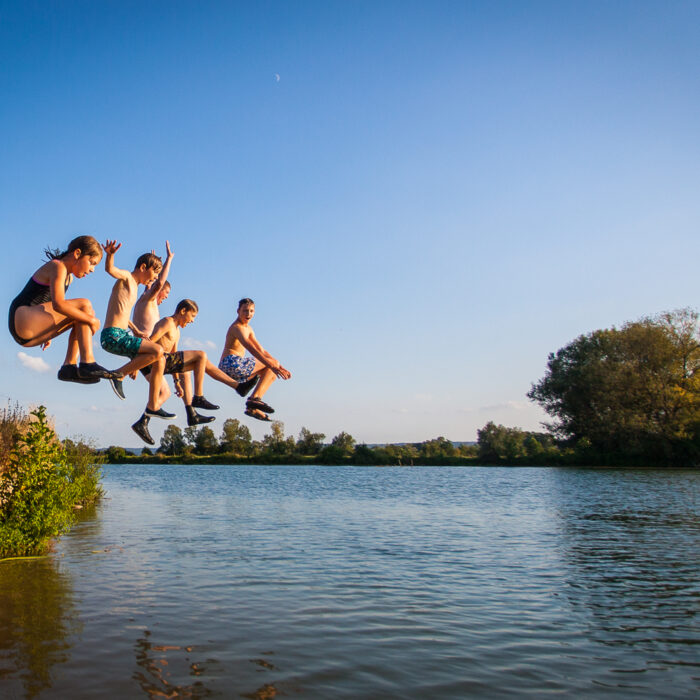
[1, 0, 699, 448]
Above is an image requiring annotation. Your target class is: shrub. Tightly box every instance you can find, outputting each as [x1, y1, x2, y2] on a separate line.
[0, 406, 102, 558]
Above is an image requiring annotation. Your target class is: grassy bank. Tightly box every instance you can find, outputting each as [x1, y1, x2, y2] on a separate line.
[0, 405, 104, 559]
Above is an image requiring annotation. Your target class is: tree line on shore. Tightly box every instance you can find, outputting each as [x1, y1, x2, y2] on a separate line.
[104, 308, 700, 467]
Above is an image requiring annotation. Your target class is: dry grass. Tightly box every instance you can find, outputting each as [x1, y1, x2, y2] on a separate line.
[0, 402, 30, 475]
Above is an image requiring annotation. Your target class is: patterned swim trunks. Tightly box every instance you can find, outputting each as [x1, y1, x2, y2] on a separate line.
[141, 351, 185, 377]
[100, 327, 143, 359]
[219, 354, 256, 382]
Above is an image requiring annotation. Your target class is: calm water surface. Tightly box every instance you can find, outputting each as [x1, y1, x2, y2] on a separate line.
[0, 465, 698, 698]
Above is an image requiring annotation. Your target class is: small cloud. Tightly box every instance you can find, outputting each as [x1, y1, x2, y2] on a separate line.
[274, 73, 280, 82]
[478, 400, 529, 412]
[17, 352, 51, 373]
[181, 338, 217, 351]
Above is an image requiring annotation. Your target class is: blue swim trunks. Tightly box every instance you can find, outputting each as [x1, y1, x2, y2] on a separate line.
[219, 354, 256, 382]
[101, 327, 142, 359]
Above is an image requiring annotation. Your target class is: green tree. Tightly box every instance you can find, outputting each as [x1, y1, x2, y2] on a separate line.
[194, 426, 218, 455]
[262, 421, 295, 454]
[528, 308, 700, 463]
[219, 418, 252, 455]
[331, 431, 355, 455]
[105, 445, 127, 462]
[477, 422, 528, 462]
[420, 437, 456, 458]
[296, 427, 325, 455]
[160, 425, 186, 455]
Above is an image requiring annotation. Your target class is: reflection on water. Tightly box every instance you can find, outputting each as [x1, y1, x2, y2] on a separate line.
[0, 555, 79, 698]
[0, 466, 697, 698]
[551, 469, 699, 684]
[133, 629, 214, 699]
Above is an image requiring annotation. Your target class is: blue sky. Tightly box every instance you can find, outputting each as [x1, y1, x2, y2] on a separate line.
[2, 0, 699, 448]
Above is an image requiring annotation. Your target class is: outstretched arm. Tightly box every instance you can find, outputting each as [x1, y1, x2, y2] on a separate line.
[142, 240, 174, 300]
[102, 240, 130, 281]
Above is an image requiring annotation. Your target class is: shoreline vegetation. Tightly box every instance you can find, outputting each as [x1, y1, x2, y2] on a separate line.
[1, 307, 698, 557]
[0, 404, 103, 559]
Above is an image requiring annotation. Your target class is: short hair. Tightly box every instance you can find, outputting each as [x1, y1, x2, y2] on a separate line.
[175, 299, 198, 314]
[135, 252, 162, 272]
[162, 280, 171, 290]
[237, 297, 254, 309]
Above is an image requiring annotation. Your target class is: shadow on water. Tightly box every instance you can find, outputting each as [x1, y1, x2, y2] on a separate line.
[131, 629, 284, 699]
[0, 553, 79, 698]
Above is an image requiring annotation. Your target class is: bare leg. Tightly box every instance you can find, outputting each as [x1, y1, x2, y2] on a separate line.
[14, 298, 94, 346]
[249, 367, 277, 401]
[115, 340, 164, 376]
[155, 379, 171, 410]
[147, 356, 166, 411]
[63, 326, 80, 365]
[180, 373, 193, 405]
[205, 360, 239, 390]
[178, 352, 219, 410]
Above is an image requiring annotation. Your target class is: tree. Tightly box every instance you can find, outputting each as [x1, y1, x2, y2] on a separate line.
[105, 446, 127, 462]
[194, 426, 218, 455]
[262, 421, 295, 454]
[477, 422, 527, 462]
[528, 308, 700, 463]
[296, 427, 325, 455]
[420, 437, 456, 458]
[160, 425, 186, 456]
[331, 431, 355, 455]
[219, 418, 252, 455]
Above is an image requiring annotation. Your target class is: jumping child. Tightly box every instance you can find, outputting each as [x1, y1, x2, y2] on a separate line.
[141, 299, 258, 439]
[218, 297, 291, 422]
[100, 240, 170, 443]
[8, 235, 120, 383]
[133, 240, 173, 337]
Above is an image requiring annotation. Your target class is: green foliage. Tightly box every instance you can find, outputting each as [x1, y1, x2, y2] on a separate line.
[477, 422, 554, 463]
[62, 437, 104, 506]
[0, 407, 102, 558]
[219, 418, 252, 455]
[194, 426, 218, 455]
[296, 427, 325, 455]
[159, 425, 186, 455]
[105, 445, 128, 462]
[528, 308, 700, 464]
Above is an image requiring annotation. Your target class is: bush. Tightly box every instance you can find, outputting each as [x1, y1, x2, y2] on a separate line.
[0, 406, 102, 558]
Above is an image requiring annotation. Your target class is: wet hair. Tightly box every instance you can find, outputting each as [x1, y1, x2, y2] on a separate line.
[237, 297, 254, 309]
[45, 235, 103, 262]
[135, 252, 163, 273]
[175, 299, 198, 314]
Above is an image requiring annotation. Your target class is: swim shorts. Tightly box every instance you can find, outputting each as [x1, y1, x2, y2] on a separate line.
[100, 327, 143, 359]
[219, 354, 256, 382]
[141, 351, 185, 376]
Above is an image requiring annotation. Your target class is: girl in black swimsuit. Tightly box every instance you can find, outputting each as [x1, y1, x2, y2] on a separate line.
[8, 235, 121, 383]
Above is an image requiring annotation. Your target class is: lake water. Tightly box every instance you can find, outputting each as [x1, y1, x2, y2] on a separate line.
[0, 465, 698, 699]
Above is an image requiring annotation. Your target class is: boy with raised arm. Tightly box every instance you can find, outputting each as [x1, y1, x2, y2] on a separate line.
[100, 240, 169, 444]
[133, 240, 173, 337]
[219, 297, 291, 422]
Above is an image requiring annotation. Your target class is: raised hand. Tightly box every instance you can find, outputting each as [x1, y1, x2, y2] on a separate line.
[102, 239, 122, 255]
[165, 240, 173, 258]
